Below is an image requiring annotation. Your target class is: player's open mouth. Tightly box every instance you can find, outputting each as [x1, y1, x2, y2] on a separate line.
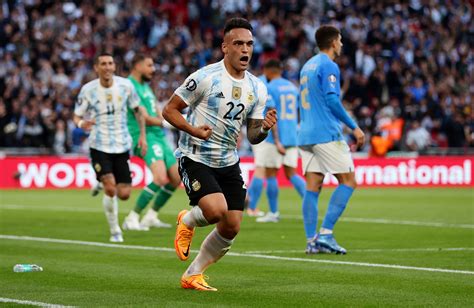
[240, 56, 249, 64]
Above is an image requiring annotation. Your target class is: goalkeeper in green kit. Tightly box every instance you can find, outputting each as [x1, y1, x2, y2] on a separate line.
[122, 53, 181, 230]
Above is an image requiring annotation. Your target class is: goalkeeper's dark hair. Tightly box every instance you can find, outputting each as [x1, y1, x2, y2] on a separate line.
[223, 17, 253, 36]
[131, 53, 151, 68]
[315, 25, 340, 50]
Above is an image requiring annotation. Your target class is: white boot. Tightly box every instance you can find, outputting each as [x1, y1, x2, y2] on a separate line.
[122, 210, 149, 231]
[256, 211, 280, 223]
[140, 208, 172, 228]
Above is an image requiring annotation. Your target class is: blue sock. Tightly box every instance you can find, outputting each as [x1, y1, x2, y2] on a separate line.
[302, 190, 319, 240]
[290, 174, 306, 198]
[321, 185, 354, 231]
[248, 177, 264, 210]
[266, 177, 278, 213]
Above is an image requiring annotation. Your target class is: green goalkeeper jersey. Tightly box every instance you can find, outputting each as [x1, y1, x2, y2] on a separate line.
[127, 76, 164, 139]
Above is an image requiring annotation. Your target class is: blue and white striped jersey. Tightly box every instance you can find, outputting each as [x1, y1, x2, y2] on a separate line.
[74, 76, 140, 153]
[174, 60, 268, 168]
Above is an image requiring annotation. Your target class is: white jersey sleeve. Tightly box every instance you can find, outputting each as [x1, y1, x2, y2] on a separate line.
[174, 70, 209, 106]
[74, 86, 90, 117]
[247, 79, 267, 119]
[126, 80, 140, 109]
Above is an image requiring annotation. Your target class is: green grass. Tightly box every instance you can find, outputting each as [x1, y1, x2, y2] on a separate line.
[0, 188, 473, 307]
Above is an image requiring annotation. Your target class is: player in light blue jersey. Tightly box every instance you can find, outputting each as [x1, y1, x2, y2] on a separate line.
[247, 59, 306, 223]
[163, 18, 277, 291]
[298, 26, 365, 254]
[74, 53, 147, 243]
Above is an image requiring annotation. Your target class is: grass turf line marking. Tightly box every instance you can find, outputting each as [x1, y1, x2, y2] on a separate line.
[243, 247, 474, 254]
[0, 297, 74, 308]
[3, 204, 473, 229]
[282, 214, 474, 229]
[1, 234, 473, 276]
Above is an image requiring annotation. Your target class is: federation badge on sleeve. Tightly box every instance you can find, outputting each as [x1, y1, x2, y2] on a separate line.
[185, 79, 197, 91]
[191, 179, 201, 191]
[232, 86, 242, 100]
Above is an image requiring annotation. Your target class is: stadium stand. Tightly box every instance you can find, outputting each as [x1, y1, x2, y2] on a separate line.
[0, 0, 472, 155]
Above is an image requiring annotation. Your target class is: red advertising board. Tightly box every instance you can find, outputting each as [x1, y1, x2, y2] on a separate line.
[0, 156, 472, 189]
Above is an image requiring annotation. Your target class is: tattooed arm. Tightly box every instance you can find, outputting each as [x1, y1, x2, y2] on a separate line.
[246, 109, 277, 144]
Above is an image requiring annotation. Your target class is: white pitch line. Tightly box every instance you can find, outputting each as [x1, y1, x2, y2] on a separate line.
[243, 247, 474, 254]
[0, 297, 74, 308]
[1, 234, 473, 276]
[2, 204, 474, 229]
[339, 217, 474, 229]
[280, 214, 474, 229]
[0, 234, 175, 253]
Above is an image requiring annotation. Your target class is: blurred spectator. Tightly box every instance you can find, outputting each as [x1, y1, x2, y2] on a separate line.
[0, 0, 472, 156]
[53, 119, 67, 154]
[0, 99, 8, 146]
[443, 113, 467, 148]
[405, 120, 431, 152]
[16, 107, 46, 147]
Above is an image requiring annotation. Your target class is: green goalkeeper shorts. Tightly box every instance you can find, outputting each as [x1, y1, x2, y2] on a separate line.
[133, 134, 176, 170]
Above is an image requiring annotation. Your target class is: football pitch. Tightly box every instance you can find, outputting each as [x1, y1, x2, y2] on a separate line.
[0, 188, 473, 307]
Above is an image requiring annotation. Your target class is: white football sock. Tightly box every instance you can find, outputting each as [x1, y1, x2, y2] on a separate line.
[103, 195, 120, 234]
[185, 228, 233, 276]
[182, 206, 209, 228]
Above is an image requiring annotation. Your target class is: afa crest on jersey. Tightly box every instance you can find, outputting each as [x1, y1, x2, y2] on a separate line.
[232, 86, 242, 100]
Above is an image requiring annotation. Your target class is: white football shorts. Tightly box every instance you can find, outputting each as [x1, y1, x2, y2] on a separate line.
[252, 141, 299, 169]
[300, 140, 354, 175]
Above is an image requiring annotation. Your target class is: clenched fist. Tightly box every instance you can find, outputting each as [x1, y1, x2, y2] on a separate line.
[192, 124, 213, 140]
[262, 109, 277, 132]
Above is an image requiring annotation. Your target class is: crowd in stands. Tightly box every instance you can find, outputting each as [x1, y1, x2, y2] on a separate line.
[0, 0, 472, 156]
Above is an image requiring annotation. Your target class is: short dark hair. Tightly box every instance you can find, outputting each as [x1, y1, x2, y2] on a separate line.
[223, 17, 253, 36]
[263, 59, 282, 70]
[315, 25, 340, 50]
[94, 52, 114, 65]
[131, 53, 151, 68]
